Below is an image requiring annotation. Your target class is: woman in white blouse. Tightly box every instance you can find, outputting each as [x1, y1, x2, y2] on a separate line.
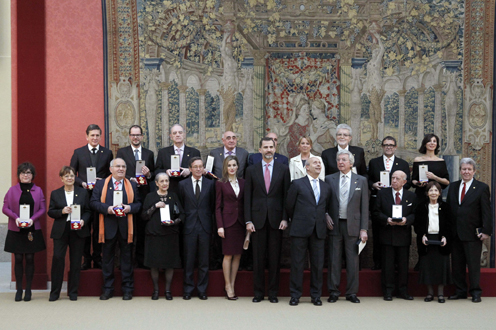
[289, 136, 325, 181]
[415, 181, 453, 303]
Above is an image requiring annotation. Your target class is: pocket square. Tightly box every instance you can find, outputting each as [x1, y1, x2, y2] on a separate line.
[407, 203, 412, 206]
[355, 188, 361, 190]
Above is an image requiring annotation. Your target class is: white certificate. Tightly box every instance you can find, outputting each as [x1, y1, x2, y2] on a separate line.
[419, 165, 428, 182]
[392, 205, 403, 219]
[358, 240, 367, 255]
[205, 156, 214, 172]
[136, 160, 145, 175]
[113, 191, 123, 206]
[71, 204, 81, 221]
[352, 167, 357, 174]
[19, 204, 30, 220]
[380, 171, 390, 188]
[160, 205, 171, 221]
[87, 167, 97, 183]
[171, 155, 180, 171]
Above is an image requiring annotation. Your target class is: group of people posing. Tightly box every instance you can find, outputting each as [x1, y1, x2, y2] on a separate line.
[2, 122, 492, 306]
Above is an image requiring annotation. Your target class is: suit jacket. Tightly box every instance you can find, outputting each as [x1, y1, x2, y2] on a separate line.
[2, 183, 46, 232]
[48, 186, 91, 239]
[373, 188, 416, 246]
[209, 146, 249, 179]
[248, 152, 288, 166]
[368, 155, 411, 195]
[244, 161, 291, 229]
[415, 201, 452, 256]
[116, 145, 155, 181]
[90, 177, 141, 240]
[446, 179, 492, 241]
[215, 179, 245, 229]
[321, 146, 367, 177]
[325, 172, 369, 237]
[286, 176, 330, 239]
[178, 176, 216, 235]
[289, 153, 325, 181]
[155, 145, 201, 192]
[70, 145, 113, 187]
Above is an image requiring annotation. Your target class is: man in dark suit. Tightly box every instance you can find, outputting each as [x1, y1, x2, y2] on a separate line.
[321, 124, 367, 176]
[446, 158, 492, 303]
[368, 136, 411, 270]
[373, 170, 416, 301]
[325, 150, 368, 303]
[245, 137, 291, 303]
[70, 124, 113, 270]
[209, 130, 249, 178]
[248, 132, 289, 166]
[116, 125, 155, 268]
[286, 157, 330, 306]
[90, 158, 141, 300]
[178, 157, 216, 300]
[155, 124, 201, 194]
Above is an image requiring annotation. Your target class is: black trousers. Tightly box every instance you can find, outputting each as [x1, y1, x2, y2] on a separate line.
[381, 244, 410, 296]
[451, 236, 482, 296]
[183, 221, 210, 295]
[102, 231, 134, 294]
[50, 222, 85, 299]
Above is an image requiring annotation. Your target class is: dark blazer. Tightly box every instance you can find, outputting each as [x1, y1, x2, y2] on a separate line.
[415, 201, 452, 256]
[446, 179, 492, 241]
[140, 191, 185, 236]
[116, 145, 155, 181]
[321, 146, 367, 177]
[244, 161, 291, 229]
[209, 147, 249, 179]
[248, 152, 288, 166]
[90, 177, 141, 240]
[48, 186, 92, 239]
[215, 179, 245, 229]
[368, 155, 411, 194]
[155, 145, 201, 192]
[325, 172, 369, 237]
[178, 177, 216, 235]
[373, 188, 416, 246]
[70, 145, 113, 187]
[286, 176, 330, 239]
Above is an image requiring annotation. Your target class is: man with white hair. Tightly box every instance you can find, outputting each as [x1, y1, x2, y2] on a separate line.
[209, 131, 248, 179]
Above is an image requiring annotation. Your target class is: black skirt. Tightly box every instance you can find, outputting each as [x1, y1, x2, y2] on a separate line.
[144, 234, 181, 269]
[418, 234, 451, 285]
[4, 229, 46, 254]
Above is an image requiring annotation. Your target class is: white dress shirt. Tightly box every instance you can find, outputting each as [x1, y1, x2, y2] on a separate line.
[383, 155, 395, 172]
[65, 190, 74, 221]
[428, 203, 440, 234]
[191, 176, 203, 195]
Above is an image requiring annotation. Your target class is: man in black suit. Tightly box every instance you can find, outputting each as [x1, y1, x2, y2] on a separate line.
[321, 124, 367, 176]
[286, 157, 330, 306]
[209, 130, 249, 178]
[155, 123, 201, 194]
[325, 150, 368, 303]
[373, 170, 416, 301]
[368, 136, 411, 270]
[446, 158, 492, 303]
[248, 132, 289, 166]
[70, 124, 113, 270]
[245, 137, 291, 303]
[178, 157, 216, 300]
[116, 125, 155, 269]
[90, 158, 141, 300]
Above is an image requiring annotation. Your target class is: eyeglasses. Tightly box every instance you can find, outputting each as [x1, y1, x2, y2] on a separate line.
[336, 133, 350, 137]
[112, 165, 126, 168]
[382, 144, 396, 148]
[129, 134, 142, 137]
[191, 166, 204, 169]
[224, 136, 237, 140]
[63, 175, 75, 179]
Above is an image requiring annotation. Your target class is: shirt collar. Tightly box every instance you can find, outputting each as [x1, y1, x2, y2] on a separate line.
[307, 174, 319, 183]
[338, 145, 349, 152]
[224, 147, 236, 155]
[383, 154, 395, 162]
[462, 178, 474, 187]
[393, 188, 404, 197]
[174, 144, 185, 151]
[132, 145, 142, 153]
[191, 176, 203, 184]
[340, 170, 351, 178]
[88, 144, 100, 152]
[262, 159, 274, 167]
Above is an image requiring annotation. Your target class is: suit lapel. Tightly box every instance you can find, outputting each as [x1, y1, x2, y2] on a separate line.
[295, 155, 305, 177]
[198, 178, 209, 204]
[186, 178, 197, 204]
[461, 180, 477, 205]
[268, 163, 280, 194]
[303, 177, 317, 205]
[348, 173, 358, 201]
[255, 162, 268, 195]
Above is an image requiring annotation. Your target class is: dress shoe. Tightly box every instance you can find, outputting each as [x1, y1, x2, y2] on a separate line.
[472, 295, 481, 303]
[424, 295, 434, 302]
[93, 261, 102, 269]
[252, 296, 264, 303]
[99, 291, 113, 300]
[122, 293, 133, 300]
[48, 295, 59, 302]
[81, 261, 91, 271]
[346, 294, 360, 303]
[311, 298, 323, 306]
[151, 290, 159, 300]
[397, 293, 413, 300]
[269, 296, 278, 303]
[327, 294, 339, 303]
[448, 294, 467, 300]
[384, 295, 393, 301]
[15, 290, 23, 302]
[438, 295, 445, 303]
[183, 294, 192, 300]
[69, 296, 77, 301]
[289, 297, 299, 306]
[165, 291, 173, 300]
[23, 290, 32, 302]
[198, 293, 208, 300]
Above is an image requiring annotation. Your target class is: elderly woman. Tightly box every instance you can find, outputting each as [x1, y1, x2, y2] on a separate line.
[141, 172, 184, 300]
[2, 162, 46, 302]
[48, 166, 91, 301]
[289, 136, 325, 181]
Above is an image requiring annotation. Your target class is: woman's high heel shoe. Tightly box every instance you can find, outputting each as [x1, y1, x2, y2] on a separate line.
[225, 289, 237, 301]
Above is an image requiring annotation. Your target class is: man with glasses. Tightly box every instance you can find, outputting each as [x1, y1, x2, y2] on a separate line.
[321, 124, 366, 176]
[209, 131, 249, 179]
[116, 125, 155, 268]
[368, 136, 410, 270]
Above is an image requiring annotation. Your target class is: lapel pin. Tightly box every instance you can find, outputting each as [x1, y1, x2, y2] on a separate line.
[76, 194, 78, 197]
[473, 187, 475, 189]
[406, 200, 408, 203]
[110, 187, 113, 190]
[187, 154, 189, 157]
[439, 208, 441, 210]
[354, 181, 357, 184]
[396, 163, 398, 165]
[220, 153, 222, 156]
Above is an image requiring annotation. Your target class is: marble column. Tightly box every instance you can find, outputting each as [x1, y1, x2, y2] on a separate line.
[416, 86, 425, 149]
[198, 89, 207, 148]
[178, 85, 188, 130]
[397, 89, 406, 148]
[433, 84, 443, 142]
[160, 82, 171, 147]
[252, 51, 267, 151]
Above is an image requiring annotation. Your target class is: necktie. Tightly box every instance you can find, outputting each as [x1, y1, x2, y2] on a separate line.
[176, 148, 182, 165]
[134, 149, 139, 161]
[312, 179, 320, 204]
[340, 175, 348, 201]
[115, 181, 120, 191]
[386, 158, 391, 172]
[90, 148, 97, 167]
[227, 151, 232, 156]
[395, 191, 401, 205]
[264, 163, 271, 193]
[195, 180, 201, 200]
[461, 182, 466, 203]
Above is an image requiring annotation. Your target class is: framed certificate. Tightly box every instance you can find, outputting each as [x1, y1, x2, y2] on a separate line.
[380, 171, 390, 188]
[170, 155, 181, 177]
[135, 160, 145, 175]
[71, 204, 82, 230]
[419, 165, 428, 182]
[392, 205, 403, 222]
[205, 155, 214, 173]
[19, 204, 30, 227]
[160, 205, 173, 225]
[87, 167, 97, 189]
[352, 167, 357, 174]
[113, 191, 123, 206]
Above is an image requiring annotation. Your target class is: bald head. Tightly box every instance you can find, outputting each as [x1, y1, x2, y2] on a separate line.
[305, 157, 322, 179]
[391, 170, 407, 191]
[222, 131, 237, 151]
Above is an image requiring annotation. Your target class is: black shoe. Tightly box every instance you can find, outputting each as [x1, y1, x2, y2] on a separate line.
[311, 298, 322, 306]
[81, 260, 91, 270]
[99, 291, 113, 300]
[448, 294, 467, 300]
[472, 295, 481, 303]
[289, 297, 299, 306]
[346, 294, 360, 303]
[424, 294, 434, 302]
[48, 295, 58, 302]
[69, 296, 77, 301]
[252, 296, 264, 303]
[183, 294, 191, 300]
[122, 293, 132, 300]
[93, 261, 102, 269]
[15, 290, 22, 302]
[269, 296, 278, 303]
[23, 290, 32, 302]
[371, 264, 381, 270]
[165, 291, 173, 300]
[397, 293, 413, 300]
[384, 295, 393, 301]
[151, 290, 159, 300]
[327, 294, 339, 303]
[438, 295, 445, 303]
[198, 293, 208, 300]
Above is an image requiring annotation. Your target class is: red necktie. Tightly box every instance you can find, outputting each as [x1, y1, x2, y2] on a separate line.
[264, 164, 271, 193]
[115, 181, 120, 190]
[461, 182, 466, 203]
[395, 192, 401, 205]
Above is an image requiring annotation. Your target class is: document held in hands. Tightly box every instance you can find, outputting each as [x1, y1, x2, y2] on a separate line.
[419, 165, 428, 182]
[380, 171, 390, 188]
[392, 205, 403, 222]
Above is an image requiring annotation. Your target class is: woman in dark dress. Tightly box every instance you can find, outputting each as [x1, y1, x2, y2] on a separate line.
[215, 155, 245, 300]
[141, 172, 184, 300]
[416, 182, 452, 303]
[2, 162, 46, 301]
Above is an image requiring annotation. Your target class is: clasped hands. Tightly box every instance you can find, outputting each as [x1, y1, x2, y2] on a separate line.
[387, 217, 407, 226]
[107, 204, 131, 215]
